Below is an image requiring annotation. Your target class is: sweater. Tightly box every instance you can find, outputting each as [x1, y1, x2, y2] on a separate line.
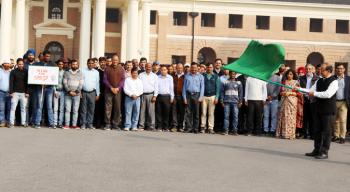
[221, 79, 243, 103]
[9, 68, 28, 94]
[63, 69, 83, 93]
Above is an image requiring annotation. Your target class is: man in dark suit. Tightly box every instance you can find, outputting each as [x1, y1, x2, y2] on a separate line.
[236, 74, 248, 134]
[301, 63, 338, 159]
[332, 64, 350, 144]
[94, 57, 107, 129]
[298, 64, 319, 139]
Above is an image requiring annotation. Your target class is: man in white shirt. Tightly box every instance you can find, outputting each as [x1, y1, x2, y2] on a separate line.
[245, 77, 267, 136]
[138, 63, 159, 131]
[302, 63, 338, 159]
[156, 66, 174, 131]
[123, 67, 143, 131]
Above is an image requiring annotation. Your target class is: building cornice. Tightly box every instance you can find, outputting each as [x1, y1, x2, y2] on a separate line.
[164, 34, 350, 47]
[34, 21, 76, 39]
[152, 0, 350, 19]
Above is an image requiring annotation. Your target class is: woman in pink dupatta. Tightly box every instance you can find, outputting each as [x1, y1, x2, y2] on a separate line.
[276, 69, 302, 139]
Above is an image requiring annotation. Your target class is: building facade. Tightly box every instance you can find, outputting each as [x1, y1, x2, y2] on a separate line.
[0, 0, 350, 69]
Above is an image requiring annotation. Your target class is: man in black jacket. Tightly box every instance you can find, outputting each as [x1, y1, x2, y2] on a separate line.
[301, 63, 338, 159]
[94, 57, 106, 129]
[298, 64, 319, 139]
[8, 58, 28, 128]
[332, 64, 350, 144]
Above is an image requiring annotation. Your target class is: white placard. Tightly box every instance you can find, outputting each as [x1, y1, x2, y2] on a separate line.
[28, 66, 59, 85]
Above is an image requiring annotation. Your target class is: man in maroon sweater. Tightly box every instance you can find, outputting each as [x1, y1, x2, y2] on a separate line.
[171, 63, 185, 132]
[103, 55, 126, 130]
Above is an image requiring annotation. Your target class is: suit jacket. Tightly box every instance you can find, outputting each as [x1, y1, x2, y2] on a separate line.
[299, 74, 319, 103]
[299, 73, 318, 89]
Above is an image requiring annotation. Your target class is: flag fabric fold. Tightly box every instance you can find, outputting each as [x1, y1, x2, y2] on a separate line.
[222, 40, 291, 88]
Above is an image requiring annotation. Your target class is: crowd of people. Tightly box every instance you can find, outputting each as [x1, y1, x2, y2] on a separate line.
[0, 49, 349, 150]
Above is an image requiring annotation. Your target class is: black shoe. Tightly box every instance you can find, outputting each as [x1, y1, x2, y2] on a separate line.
[49, 125, 56, 129]
[232, 130, 239, 136]
[305, 151, 319, 157]
[339, 138, 345, 144]
[221, 131, 228, 135]
[314, 153, 328, 159]
[193, 130, 199, 134]
[332, 137, 340, 142]
[183, 129, 192, 133]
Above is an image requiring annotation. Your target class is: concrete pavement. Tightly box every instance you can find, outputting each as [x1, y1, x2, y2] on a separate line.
[0, 127, 349, 192]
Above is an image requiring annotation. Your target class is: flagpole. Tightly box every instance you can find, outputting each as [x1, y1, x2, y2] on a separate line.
[265, 79, 307, 94]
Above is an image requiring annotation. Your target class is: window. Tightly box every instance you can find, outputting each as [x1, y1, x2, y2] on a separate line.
[45, 41, 64, 62]
[105, 53, 114, 58]
[227, 57, 239, 64]
[173, 12, 187, 26]
[150, 10, 157, 25]
[283, 17, 296, 31]
[229, 14, 243, 28]
[310, 18, 323, 32]
[256, 16, 270, 30]
[172, 55, 186, 64]
[335, 62, 348, 75]
[48, 0, 63, 19]
[201, 13, 215, 27]
[336, 20, 349, 34]
[106, 8, 119, 23]
[285, 60, 296, 70]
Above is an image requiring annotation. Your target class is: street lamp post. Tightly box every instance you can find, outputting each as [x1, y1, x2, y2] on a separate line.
[189, 12, 198, 62]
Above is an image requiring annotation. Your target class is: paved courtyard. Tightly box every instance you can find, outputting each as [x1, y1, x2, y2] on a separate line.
[0, 127, 349, 192]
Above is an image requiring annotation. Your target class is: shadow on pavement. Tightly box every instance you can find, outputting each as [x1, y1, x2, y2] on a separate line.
[197, 142, 350, 166]
[125, 134, 172, 142]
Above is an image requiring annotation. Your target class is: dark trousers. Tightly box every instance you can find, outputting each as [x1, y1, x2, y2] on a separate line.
[185, 93, 200, 131]
[247, 100, 264, 134]
[313, 113, 334, 155]
[121, 92, 126, 128]
[80, 91, 96, 127]
[104, 91, 121, 128]
[238, 102, 248, 133]
[214, 103, 224, 132]
[94, 93, 105, 128]
[302, 100, 317, 138]
[27, 92, 37, 125]
[172, 96, 185, 129]
[156, 95, 171, 130]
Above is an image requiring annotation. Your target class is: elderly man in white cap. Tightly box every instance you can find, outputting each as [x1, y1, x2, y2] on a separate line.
[0, 59, 12, 127]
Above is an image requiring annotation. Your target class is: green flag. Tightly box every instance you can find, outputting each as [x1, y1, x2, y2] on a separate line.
[222, 40, 285, 82]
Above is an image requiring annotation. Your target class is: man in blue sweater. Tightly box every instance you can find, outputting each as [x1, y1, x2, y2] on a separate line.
[221, 71, 243, 135]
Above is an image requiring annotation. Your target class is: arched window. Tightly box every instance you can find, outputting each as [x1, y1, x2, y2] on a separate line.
[197, 47, 217, 64]
[306, 52, 324, 67]
[49, 0, 63, 19]
[45, 41, 64, 62]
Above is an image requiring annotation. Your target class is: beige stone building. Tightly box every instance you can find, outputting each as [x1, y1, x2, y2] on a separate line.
[0, 0, 350, 70]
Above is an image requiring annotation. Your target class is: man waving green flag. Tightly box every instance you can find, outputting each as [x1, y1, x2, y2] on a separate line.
[223, 40, 285, 86]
